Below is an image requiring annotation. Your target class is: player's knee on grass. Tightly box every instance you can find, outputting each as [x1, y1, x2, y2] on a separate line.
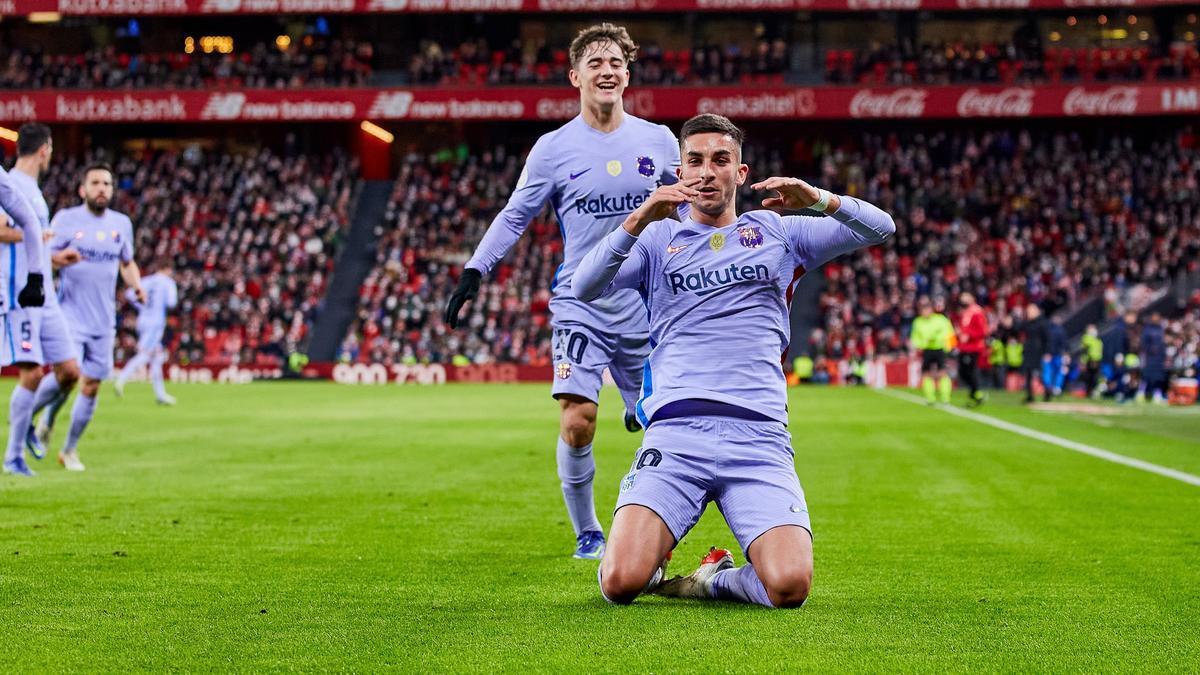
[758, 562, 812, 609]
[558, 397, 597, 448]
[598, 556, 655, 605]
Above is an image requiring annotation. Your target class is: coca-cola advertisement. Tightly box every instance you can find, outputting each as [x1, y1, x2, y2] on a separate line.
[0, 84, 1195, 123]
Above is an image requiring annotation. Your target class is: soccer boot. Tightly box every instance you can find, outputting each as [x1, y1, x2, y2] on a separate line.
[156, 393, 177, 406]
[58, 449, 86, 472]
[652, 547, 733, 599]
[573, 530, 606, 560]
[35, 419, 53, 449]
[26, 424, 47, 460]
[113, 378, 125, 398]
[624, 411, 642, 433]
[3, 455, 37, 477]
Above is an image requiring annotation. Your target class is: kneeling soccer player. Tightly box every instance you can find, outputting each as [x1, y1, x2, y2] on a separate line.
[573, 114, 894, 608]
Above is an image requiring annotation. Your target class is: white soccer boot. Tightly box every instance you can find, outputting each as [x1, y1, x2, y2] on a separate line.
[58, 448, 86, 472]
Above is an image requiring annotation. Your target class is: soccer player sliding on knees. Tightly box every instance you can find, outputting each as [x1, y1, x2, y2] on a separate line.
[573, 114, 895, 607]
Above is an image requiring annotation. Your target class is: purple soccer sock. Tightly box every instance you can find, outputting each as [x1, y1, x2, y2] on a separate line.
[709, 564, 775, 608]
[5, 385, 36, 463]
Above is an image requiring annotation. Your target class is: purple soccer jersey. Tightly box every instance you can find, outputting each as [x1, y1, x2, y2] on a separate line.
[0, 166, 46, 311]
[50, 205, 134, 336]
[3, 168, 59, 307]
[573, 196, 896, 426]
[465, 114, 681, 335]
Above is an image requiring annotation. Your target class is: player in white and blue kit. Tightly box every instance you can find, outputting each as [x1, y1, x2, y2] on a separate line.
[0, 131, 51, 477]
[30, 163, 144, 471]
[444, 24, 681, 560]
[114, 262, 178, 405]
[574, 115, 895, 607]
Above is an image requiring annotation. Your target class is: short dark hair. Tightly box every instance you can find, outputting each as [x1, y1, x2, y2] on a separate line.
[81, 162, 113, 183]
[680, 114, 745, 150]
[569, 23, 637, 68]
[16, 123, 51, 158]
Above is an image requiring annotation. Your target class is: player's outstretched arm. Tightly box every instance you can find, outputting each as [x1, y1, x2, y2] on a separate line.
[446, 139, 557, 328]
[574, 181, 699, 302]
[754, 177, 895, 269]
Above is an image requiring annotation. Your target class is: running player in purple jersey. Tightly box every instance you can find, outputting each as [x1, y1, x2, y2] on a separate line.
[0, 124, 82, 476]
[444, 24, 682, 560]
[31, 163, 144, 472]
[574, 114, 895, 607]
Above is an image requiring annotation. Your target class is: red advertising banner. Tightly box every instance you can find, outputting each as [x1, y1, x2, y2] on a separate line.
[1, 83, 1198, 124]
[0, 0, 1192, 15]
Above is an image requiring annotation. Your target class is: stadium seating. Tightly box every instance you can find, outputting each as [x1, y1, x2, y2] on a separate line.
[37, 148, 358, 366]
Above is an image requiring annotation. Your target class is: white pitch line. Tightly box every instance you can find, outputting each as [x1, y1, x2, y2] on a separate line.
[877, 388, 1200, 488]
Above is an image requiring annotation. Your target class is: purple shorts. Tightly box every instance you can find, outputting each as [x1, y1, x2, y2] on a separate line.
[550, 321, 649, 415]
[615, 415, 811, 558]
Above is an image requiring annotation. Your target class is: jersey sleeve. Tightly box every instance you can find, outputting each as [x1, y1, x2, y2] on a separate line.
[572, 222, 662, 302]
[0, 168, 44, 275]
[167, 279, 179, 309]
[465, 136, 557, 276]
[48, 213, 73, 252]
[120, 218, 134, 263]
[784, 195, 895, 270]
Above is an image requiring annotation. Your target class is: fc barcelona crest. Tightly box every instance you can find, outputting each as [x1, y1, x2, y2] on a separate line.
[738, 226, 764, 249]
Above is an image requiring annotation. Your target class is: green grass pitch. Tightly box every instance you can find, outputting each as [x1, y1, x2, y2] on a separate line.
[2, 382, 1198, 671]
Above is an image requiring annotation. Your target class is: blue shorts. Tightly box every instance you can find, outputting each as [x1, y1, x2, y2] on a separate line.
[615, 416, 812, 559]
[76, 332, 115, 380]
[40, 305, 79, 365]
[551, 321, 649, 414]
[0, 306, 43, 366]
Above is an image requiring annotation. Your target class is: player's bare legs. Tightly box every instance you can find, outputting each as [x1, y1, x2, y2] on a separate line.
[746, 525, 813, 608]
[557, 395, 606, 558]
[598, 504, 675, 604]
[32, 359, 80, 447]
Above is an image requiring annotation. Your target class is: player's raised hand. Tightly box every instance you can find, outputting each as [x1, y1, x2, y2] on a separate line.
[752, 177, 833, 212]
[623, 179, 701, 235]
[444, 267, 482, 329]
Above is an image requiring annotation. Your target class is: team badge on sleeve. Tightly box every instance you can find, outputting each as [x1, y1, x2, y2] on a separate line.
[637, 156, 656, 178]
[738, 226, 764, 249]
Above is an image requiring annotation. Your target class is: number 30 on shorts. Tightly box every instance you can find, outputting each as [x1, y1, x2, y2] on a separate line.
[554, 329, 590, 364]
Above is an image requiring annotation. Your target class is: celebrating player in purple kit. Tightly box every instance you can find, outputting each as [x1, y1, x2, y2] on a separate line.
[444, 23, 682, 560]
[0, 124, 82, 477]
[573, 114, 895, 607]
[31, 163, 144, 472]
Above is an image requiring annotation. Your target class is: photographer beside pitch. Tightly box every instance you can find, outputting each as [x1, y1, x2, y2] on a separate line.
[573, 114, 895, 608]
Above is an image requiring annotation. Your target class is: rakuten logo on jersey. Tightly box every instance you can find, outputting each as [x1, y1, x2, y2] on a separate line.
[849, 89, 926, 118]
[56, 94, 187, 121]
[669, 263, 771, 297]
[1063, 87, 1139, 116]
[0, 96, 37, 122]
[956, 88, 1034, 117]
[698, 89, 816, 119]
[575, 193, 646, 218]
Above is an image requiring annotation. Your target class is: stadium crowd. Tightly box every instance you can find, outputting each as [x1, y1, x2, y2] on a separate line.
[406, 38, 789, 86]
[37, 147, 357, 366]
[0, 40, 373, 89]
[825, 40, 1200, 84]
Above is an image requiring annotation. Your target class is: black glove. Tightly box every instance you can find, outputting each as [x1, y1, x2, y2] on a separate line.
[18, 274, 45, 308]
[444, 268, 481, 329]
